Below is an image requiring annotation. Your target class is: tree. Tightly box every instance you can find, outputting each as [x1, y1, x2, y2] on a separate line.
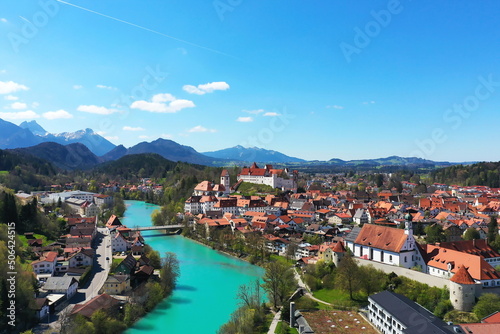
[473, 293, 500, 320]
[424, 224, 446, 244]
[262, 261, 295, 309]
[237, 279, 262, 309]
[488, 216, 498, 244]
[463, 228, 480, 241]
[335, 252, 360, 300]
[160, 252, 180, 296]
[359, 265, 385, 296]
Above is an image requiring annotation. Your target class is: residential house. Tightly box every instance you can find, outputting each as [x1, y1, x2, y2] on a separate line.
[42, 276, 79, 299]
[101, 275, 131, 295]
[71, 294, 120, 319]
[32, 251, 58, 276]
[68, 248, 94, 268]
[32, 298, 50, 320]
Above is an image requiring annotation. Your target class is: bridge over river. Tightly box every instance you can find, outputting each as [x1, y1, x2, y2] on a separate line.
[129, 225, 183, 232]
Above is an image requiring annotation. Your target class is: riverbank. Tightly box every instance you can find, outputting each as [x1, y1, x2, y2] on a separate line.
[123, 201, 265, 333]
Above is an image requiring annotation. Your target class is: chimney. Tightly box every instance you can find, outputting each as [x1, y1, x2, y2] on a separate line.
[290, 302, 296, 328]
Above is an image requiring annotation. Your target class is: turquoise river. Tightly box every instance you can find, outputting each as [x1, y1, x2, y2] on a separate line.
[121, 200, 265, 333]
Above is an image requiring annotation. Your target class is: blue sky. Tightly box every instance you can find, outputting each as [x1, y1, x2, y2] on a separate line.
[0, 0, 499, 161]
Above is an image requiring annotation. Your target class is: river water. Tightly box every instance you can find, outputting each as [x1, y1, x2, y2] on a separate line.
[122, 200, 264, 333]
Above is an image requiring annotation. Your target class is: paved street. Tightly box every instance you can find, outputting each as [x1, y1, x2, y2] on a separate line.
[33, 228, 112, 333]
[80, 227, 112, 301]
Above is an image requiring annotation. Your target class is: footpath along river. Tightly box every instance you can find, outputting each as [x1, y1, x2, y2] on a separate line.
[122, 200, 265, 333]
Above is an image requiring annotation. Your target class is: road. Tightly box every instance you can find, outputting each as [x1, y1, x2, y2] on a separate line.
[80, 227, 112, 301]
[33, 228, 112, 333]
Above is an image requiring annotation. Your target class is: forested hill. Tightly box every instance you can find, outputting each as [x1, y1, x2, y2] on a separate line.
[430, 161, 500, 188]
[0, 149, 60, 190]
[93, 153, 206, 180]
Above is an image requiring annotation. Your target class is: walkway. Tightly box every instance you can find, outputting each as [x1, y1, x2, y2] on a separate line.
[267, 309, 282, 334]
[293, 269, 332, 306]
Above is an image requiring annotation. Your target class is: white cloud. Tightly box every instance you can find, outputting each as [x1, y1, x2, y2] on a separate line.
[177, 47, 187, 55]
[4, 95, 18, 101]
[160, 133, 173, 139]
[9, 102, 27, 110]
[188, 125, 217, 133]
[43, 109, 73, 120]
[0, 18, 7, 23]
[263, 112, 280, 117]
[0, 110, 39, 120]
[73, 85, 83, 90]
[131, 93, 195, 113]
[152, 93, 176, 103]
[77, 105, 119, 115]
[31, 102, 39, 108]
[0, 69, 6, 73]
[362, 101, 375, 105]
[105, 136, 119, 141]
[237, 116, 253, 122]
[327, 105, 344, 109]
[0, 81, 29, 94]
[95, 131, 106, 136]
[96, 84, 116, 90]
[183, 81, 230, 95]
[243, 109, 264, 114]
[123, 126, 145, 131]
[139, 135, 150, 139]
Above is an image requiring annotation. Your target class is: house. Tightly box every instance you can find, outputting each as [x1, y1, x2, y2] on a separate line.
[344, 222, 426, 269]
[94, 194, 113, 207]
[32, 298, 50, 320]
[101, 275, 131, 295]
[368, 290, 452, 334]
[106, 215, 123, 229]
[237, 162, 297, 191]
[328, 213, 352, 225]
[71, 294, 120, 319]
[32, 251, 58, 276]
[115, 254, 137, 275]
[42, 276, 79, 299]
[68, 248, 94, 268]
[353, 208, 369, 225]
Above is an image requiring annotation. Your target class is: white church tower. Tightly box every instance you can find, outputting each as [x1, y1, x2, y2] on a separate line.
[220, 169, 231, 194]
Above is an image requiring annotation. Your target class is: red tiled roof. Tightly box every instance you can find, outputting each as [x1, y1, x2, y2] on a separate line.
[71, 294, 120, 318]
[483, 311, 500, 323]
[450, 266, 475, 285]
[354, 224, 409, 253]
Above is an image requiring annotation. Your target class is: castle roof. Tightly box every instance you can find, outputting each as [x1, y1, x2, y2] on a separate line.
[450, 266, 476, 285]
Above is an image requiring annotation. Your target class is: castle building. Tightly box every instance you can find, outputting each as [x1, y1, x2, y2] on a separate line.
[237, 163, 297, 191]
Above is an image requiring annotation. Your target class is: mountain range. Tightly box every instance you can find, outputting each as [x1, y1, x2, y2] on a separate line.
[18, 120, 115, 156]
[203, 145, 306, 163]
[0, 118, 476, 170]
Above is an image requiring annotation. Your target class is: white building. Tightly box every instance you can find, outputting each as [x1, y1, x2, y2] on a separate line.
[237, 163, 297, 191]
[368, 290, 452, 334]
[344, 222, 426, 270]
[31, 251, 58, 276]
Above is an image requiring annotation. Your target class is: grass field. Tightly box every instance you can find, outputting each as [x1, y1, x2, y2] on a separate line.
[18, 233, 54, 248]
[313, 289, 367, 309]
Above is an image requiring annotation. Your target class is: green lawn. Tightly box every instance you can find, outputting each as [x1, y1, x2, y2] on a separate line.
[275, 321, 299, 334]
[18, 234, 54, 248]
[313, 289, 367, 309]
[270, 254, 295, 266]
[0, 171, 8, 175]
